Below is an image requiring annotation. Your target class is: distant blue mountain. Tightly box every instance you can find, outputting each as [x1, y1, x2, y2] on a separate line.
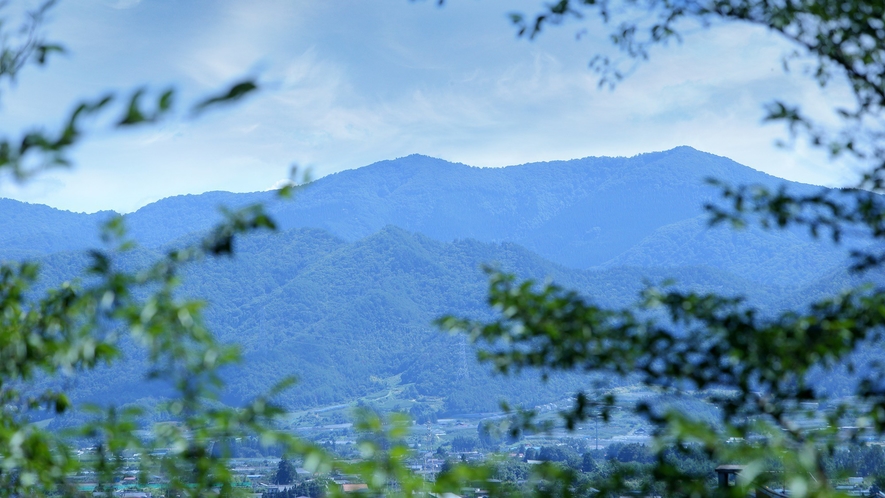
[0, 146, 847, 286]
[0, 199, 112, 260]
[0, 147, 863, 412]
[124, 146, 841, 286]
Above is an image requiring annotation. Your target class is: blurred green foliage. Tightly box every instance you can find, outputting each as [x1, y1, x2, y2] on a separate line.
[441, 0, 885, 496]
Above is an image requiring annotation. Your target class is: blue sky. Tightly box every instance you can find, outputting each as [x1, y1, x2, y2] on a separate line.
[0, 0, 859, 213]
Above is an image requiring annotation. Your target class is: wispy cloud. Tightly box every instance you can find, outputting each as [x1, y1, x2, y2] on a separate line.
[0, 0, 860, 212]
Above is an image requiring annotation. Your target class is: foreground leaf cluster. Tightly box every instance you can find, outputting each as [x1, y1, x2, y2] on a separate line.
[437, 0, 885, 496]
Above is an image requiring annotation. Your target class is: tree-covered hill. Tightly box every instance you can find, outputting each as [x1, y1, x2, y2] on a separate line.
[261, 146, 829, 271]
[0, 199, 112, 260]
[603, 214, 849, 287]
[40, 225, 789, 413]
[0, 147, 844, 284]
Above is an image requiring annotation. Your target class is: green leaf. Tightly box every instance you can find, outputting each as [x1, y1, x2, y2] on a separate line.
[117, 88, 148, 126]
[192, 80, 258, 114]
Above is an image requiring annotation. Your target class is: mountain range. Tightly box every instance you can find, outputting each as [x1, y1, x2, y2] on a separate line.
[3, 146, 865, 414]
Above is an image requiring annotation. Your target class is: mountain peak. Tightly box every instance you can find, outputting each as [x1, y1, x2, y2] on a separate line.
[389, 154, 470, 169]
[634, 145, 718, 161]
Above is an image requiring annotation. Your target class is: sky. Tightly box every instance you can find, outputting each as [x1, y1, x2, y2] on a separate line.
[0, 0, 862, 213]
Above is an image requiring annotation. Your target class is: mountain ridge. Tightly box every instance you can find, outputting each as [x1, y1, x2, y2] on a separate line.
[0, 146, 853, 291]
[0, 147, 866, 413]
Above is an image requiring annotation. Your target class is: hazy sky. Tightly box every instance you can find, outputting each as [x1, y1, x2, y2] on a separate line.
[0, 0, 861, 213]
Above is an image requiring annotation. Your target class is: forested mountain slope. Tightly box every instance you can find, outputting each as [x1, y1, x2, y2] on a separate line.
[41, 226, 784, 412]
[2, 146, 866, 412]
[264, 146, 796, 270]
[603, 215, 849, 286]
[1, 147, 844, 286]
[116, 146, 858, 286]
[0, 199, 111, 260]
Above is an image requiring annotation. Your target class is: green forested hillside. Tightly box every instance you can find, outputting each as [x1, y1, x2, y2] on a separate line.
[38, 226, 790, 413]
[195, 227, 788, 411]
[604, 215, 850, 287]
